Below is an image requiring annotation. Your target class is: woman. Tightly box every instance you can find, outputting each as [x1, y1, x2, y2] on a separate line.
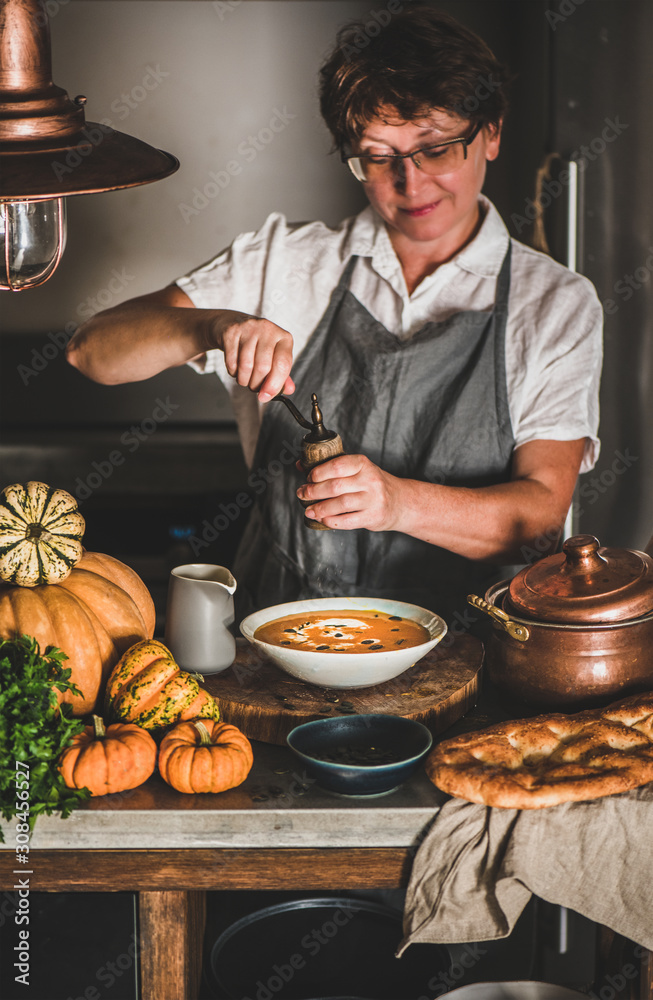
[66, 7, 602, 623]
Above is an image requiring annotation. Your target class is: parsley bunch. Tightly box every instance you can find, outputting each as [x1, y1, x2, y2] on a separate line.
[0, 635, 90, 843]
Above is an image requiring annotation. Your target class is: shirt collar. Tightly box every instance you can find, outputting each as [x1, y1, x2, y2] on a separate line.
[454, 196, 510, 277]
[347, 204, 390, 262]
[347, 195, 510, 280]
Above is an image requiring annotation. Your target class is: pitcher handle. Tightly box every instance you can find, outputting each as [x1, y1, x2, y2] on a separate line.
[467, 594, 530, 642]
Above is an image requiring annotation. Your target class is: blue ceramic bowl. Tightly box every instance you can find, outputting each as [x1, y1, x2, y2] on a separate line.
[286, 714, 433, 796]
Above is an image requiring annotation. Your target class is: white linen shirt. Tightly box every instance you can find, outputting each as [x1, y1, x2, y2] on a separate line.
[177, 197, 603, 473]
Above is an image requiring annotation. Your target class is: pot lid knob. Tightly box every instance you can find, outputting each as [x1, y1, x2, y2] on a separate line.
[507, 533, 653, 623]
[560, 534, 609, 576]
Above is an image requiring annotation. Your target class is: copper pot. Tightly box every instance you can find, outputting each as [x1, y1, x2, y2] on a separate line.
[469, 534, 653, 709]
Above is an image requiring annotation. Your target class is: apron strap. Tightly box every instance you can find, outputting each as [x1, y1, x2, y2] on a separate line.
[318, 255, 358, 328]
[494, 239, 512, 319]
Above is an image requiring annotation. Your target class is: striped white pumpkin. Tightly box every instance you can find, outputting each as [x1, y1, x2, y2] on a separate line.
[0, 482, 85, 587]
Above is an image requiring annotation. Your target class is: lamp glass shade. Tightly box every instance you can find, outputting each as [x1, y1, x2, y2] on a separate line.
[0, 197, 66, 291]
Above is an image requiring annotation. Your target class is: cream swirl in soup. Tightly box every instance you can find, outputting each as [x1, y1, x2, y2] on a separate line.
[253, 610, 430, 652]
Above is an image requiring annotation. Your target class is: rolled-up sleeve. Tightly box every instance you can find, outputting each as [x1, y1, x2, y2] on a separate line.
[507, 259, 603, 474]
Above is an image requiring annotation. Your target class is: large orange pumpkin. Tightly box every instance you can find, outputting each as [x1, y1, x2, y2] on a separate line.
[158, 719, 253, 794]
[105, 638, 220, 730]
[0, 550, 155, 716]
[59, 715, 157, 796]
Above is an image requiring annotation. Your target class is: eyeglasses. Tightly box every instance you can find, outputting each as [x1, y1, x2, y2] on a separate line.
[345, 121, 483, 183]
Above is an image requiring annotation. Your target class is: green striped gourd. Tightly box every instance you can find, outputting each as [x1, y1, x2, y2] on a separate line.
[104, 638, 220, 730]
[0, 482, 85, 587]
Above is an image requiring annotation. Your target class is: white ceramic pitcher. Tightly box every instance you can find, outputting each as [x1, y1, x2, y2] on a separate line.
[446, 984, 587, 999]
[164, 563, 237, 674]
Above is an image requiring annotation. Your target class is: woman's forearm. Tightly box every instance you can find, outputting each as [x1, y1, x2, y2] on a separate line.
[66, 295, 228, 385]
[391, 476, 563, 562]
[300, 438, 585, 562]
[66, 285, 296, 399]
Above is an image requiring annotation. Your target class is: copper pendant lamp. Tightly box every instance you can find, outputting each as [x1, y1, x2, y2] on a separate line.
[0, 0, 179, 290]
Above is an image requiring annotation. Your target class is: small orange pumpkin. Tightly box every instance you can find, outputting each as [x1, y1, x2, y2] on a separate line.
[158, 719, 253, 794]
[104, 638, 220, 730]
[59, 715, 157, 796]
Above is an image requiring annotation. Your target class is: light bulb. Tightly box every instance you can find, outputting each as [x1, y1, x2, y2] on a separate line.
[0, 198, 67, 291]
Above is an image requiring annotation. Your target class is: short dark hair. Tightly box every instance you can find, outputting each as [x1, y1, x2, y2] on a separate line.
[318, 5, 511, 154]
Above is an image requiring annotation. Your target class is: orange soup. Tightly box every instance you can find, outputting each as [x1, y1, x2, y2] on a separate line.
[254, 609, 430, 653]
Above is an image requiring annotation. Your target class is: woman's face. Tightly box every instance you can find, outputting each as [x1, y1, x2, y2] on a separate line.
[353, 109, 501, 262]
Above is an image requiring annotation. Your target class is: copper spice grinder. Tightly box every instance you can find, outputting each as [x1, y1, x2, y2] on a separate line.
[274, 392, 344, 530]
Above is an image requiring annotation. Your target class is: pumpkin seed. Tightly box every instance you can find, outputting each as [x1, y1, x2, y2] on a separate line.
[314, 744, 400, 765]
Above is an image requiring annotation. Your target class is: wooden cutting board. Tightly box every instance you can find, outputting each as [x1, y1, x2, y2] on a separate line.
[202, 634, 484, 745]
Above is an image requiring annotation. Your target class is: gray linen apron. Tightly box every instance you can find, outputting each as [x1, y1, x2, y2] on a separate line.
[233, 244, 515, 625]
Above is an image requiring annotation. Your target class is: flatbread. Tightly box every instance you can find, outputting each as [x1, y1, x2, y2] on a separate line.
[425, 690, 653, 809]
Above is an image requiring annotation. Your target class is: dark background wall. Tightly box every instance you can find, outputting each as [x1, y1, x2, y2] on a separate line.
[548, 0, 653, 549]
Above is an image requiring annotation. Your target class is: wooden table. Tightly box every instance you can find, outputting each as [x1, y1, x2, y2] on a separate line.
[2, 641, 651, 1000]
[0, 738, 445, 999]
[5, 849, 423, 998]
[0, 632, 484, 999]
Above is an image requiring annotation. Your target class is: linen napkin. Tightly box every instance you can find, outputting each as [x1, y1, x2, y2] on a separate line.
[399, 783, 653, 954]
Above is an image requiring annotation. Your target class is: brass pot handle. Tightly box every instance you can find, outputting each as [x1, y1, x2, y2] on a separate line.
[467, 594, 530, 642]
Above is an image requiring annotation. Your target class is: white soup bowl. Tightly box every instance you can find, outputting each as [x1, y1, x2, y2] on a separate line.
[239, 596, 447, 689]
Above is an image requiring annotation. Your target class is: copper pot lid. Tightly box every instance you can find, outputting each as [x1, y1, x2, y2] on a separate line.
[506, 534, 653, 624]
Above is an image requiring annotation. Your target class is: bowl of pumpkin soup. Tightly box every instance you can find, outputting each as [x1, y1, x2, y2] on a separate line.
[239, 597, 447, 688]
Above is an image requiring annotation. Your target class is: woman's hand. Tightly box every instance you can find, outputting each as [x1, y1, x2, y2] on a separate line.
[213, 313, 295, 401]
[296, 454, 403, 531]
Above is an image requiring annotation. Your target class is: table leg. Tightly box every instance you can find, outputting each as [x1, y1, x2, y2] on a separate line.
[138, 890, 207, 1000]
